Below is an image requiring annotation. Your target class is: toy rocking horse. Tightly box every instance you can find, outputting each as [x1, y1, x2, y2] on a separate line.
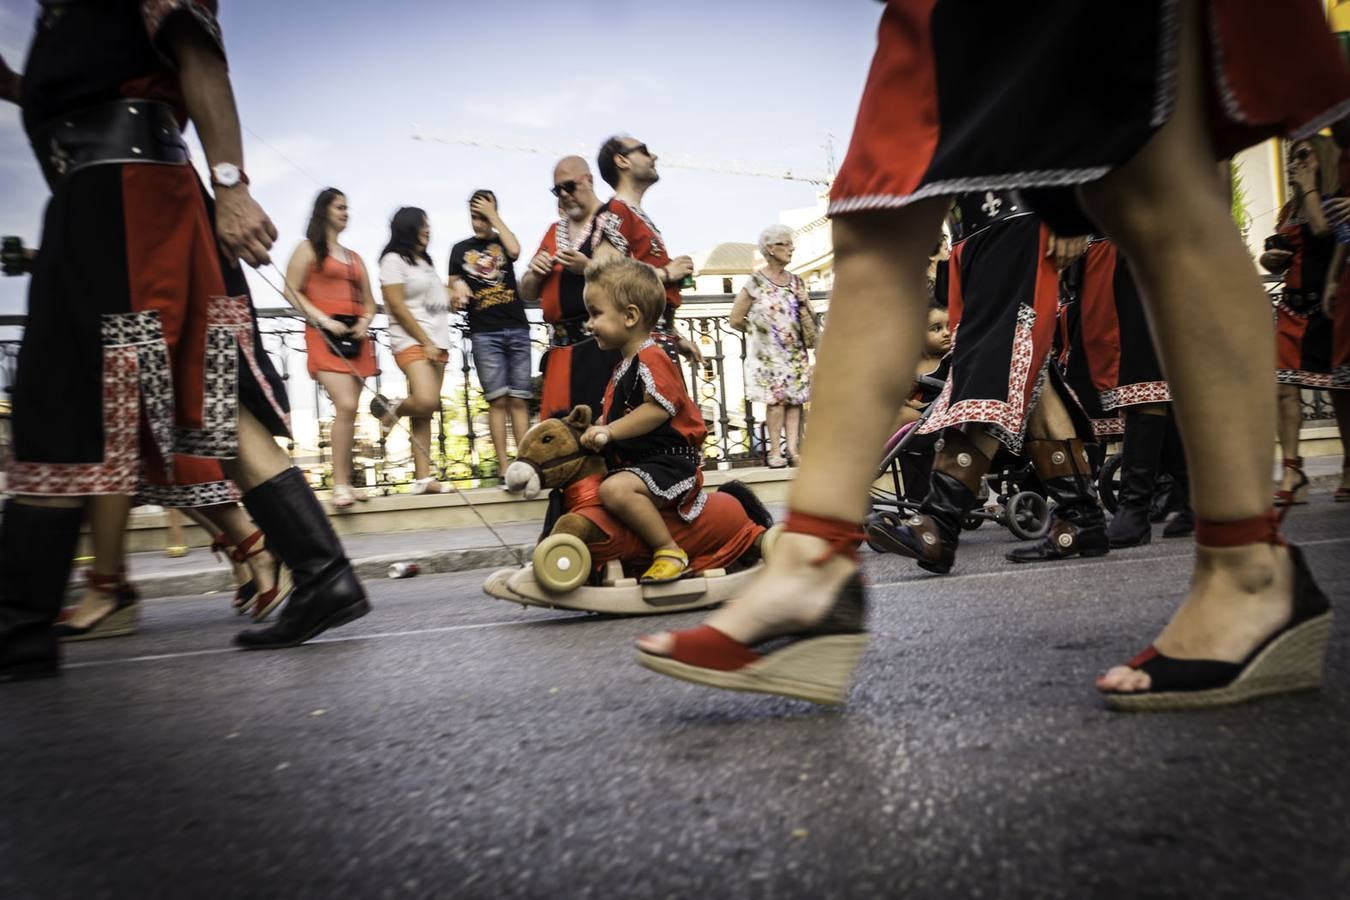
[482, 405, 781, 615]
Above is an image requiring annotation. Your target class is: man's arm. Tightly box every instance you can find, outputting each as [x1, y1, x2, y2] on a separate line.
[0, 53, 21, 105]
[165, 22, 276, 267]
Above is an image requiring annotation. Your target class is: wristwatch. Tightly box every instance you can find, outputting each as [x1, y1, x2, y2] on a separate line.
[210, 163, 249, 189]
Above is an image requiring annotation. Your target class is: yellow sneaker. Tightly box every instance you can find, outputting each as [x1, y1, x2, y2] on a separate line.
[640, 548, 689, 584]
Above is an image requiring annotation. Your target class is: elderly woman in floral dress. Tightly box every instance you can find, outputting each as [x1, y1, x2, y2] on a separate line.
[730, 225, 815, 467]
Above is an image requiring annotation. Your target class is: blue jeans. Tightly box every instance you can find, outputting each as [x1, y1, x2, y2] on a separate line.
[471, 327, 533, 401]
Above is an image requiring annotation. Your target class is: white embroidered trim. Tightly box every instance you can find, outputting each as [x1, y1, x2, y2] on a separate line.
[610, 339, 656, 385]
[635, 362, 677, 417]
[1100, 380, 1172, 410]
[1276, 368, 1335, 389]
[1334, 364, 1350, 389]
[617, 466, 707, 522]
[1092, 416, 1126, 438]
[1151, 0, 1182, 127]
[137, 479, 241, 508]
[828, 167, 1111, 217]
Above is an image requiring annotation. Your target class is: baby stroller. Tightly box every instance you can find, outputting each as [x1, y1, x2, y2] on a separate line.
[866, 372, 1052, 552]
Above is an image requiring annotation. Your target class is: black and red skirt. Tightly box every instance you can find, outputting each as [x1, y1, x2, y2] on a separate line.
[829, 1, 1350, 220]
[917, 215, 1065, 453]
[7, 161, 290, 505]
[1276, 292, 1338, 390]
[1077, 240, 1174, 411]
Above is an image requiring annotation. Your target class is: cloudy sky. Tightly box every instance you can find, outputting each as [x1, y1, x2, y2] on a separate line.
[0, 0, 884, 315]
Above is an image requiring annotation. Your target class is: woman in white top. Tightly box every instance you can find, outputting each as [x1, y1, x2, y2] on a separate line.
[375, 207, 451, 493]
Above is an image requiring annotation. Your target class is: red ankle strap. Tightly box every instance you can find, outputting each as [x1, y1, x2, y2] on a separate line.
[784, 510, 864, 565]
[1282, 457, 1303, 469]
[211, 533, 231, 552]
[86, 570, 122, 590]
[231, 529, 265, 563]
[1195, 510, 1286, 548]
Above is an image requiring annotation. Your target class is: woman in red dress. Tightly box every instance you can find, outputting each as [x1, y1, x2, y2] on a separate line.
[283, 188, 379, 509]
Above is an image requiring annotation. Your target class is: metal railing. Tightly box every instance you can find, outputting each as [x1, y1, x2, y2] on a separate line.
[0, 294, 828, 492]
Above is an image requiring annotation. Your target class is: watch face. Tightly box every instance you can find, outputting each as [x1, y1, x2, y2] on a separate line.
[213, 163, 240, 186]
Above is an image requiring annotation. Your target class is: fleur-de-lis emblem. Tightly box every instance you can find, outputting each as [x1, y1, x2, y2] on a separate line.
[49, 138, 72, 176]
[981, 191, 1002, 218]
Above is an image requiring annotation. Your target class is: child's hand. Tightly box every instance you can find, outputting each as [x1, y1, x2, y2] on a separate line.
[580, 425, 612, 451]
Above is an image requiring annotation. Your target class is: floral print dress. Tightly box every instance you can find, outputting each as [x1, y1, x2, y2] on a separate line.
[743, 271, 812, 405]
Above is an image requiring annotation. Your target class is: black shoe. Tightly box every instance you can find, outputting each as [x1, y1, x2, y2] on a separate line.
[1163, 506, 1195, 538]
[1106, 412, 1168, 549]
[0, 501, 82, 682]
[234, 468, 370, 650]
[1007, 439, 1109, 563]
[1159, 417, 1194, 538]
[870, 430, 988, 574]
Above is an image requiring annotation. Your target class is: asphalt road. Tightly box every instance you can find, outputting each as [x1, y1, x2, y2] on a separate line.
[2, 503, 1348, 900]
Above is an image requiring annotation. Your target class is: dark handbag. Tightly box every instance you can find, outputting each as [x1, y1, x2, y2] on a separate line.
[325, 255, 366, 358]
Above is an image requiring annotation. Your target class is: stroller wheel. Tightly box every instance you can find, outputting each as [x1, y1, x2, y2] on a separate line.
[1007, 491, 1050, 540]
[1098, 452, 1123, 514]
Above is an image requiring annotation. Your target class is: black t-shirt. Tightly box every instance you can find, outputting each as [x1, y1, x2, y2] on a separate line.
[448, 236, 528, 332]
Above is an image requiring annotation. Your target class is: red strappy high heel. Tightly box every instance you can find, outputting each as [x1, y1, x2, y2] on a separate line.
[211, 533, 258, 614]
[53, 570, 139, 641]
[1273, 457, 1309, 507]
[1100, 510, 1332, 711]
[635, 511, 868, 706]
[226, 530, 293, 623]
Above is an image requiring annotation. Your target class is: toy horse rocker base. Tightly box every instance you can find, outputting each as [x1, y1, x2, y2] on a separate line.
[483, 406, 779, 615]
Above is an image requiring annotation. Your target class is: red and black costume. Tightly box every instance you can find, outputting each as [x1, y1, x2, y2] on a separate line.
[534, 213, 620, 420]
[1273, 200, 1340, 390]
[8, 0, 290, 507]
[591, 197, 683, 363]
[600, 340, 708, 522]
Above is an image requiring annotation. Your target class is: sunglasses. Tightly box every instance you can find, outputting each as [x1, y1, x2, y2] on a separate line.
[1294, 147, 1314, 162]
[551, 180, 582, 198]
[619, 143, 650, 158]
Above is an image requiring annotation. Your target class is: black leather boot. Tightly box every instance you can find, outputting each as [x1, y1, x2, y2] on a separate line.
[234, 468, 369, 650]
[1160, 417, 1194, 538]
[1107, 411, 1168, 548]
[0, 500, 82, 682]
[1007, 439, 1110, 563]
[866, 429, 989, 574]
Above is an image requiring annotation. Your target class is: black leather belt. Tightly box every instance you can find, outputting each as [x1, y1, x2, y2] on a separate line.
[29, 99, 190, 188]
[950, 189, 1033, 242]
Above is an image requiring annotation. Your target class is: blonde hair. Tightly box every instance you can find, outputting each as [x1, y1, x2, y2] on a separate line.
[585, 257, 666, 328]
[1292, 134, 1342, 196]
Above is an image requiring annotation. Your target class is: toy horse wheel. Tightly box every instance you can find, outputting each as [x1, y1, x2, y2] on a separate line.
[759, 523, 786, 562]
[532, 533, 592, 593]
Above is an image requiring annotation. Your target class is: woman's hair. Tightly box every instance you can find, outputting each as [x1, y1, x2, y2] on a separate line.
[757, 224, 795, 258]
[305, 187, 344, 267]
[1280, 135, 1342, 225]
[380, 206, 434, 268]
[584, 257, 665, 329]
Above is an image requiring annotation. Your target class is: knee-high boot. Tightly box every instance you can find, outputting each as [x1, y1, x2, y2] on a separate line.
[233, 468, 369, 649]
[0, 500, 83, 681]
[1006, 438, 1110, 562]
[866, 429, 990, 574]
[1106, 411, 1169, 548]
[1160, 413, 1195, 538]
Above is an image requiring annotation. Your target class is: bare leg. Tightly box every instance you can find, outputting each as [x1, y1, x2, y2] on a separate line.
[64, 494, 132, 628]
[196, 503, 278, 596]
[785, 405, 803, 460]
[165, 509, 187, 556]
[1275, 385, 1304, 491]
[765, 404, 785, 462]
[508, 398, 530, 462]
[316, 371, 363, 491]
[399, 359, 445, 480]
[1027, 383, 1077, 440]
[598, 472, 677, 552]
[486, 398, 509, 476]
[639, 199, 949, 653]
[1333, 390, 1350, 491]
[220, 408, 291, 492]
[178, 505, 252, 590]
[1078, 0, 1293, 692]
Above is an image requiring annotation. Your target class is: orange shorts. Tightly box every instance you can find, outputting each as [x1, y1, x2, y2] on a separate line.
[395, 344, 449, 370]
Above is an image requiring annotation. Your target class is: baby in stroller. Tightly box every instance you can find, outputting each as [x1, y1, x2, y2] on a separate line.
[866, 304, 1053, 553]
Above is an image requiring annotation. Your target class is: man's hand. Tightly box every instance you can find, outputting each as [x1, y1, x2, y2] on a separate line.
[1045, 234, 1088, 272]
[557, 248, 588, 274]
[0, 54, 21, 106]
[675, 336, 704, 366]
[1324, 197, 1350, 228]
[528, 250, 555, 278]
[664, 255, 694, 282]
[449, 278, 472, 312]
[1, 240, 34, 277]
[215, 188, 277, 268]
[580, 424, 612, 451]
[470, 195, 502, 227]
